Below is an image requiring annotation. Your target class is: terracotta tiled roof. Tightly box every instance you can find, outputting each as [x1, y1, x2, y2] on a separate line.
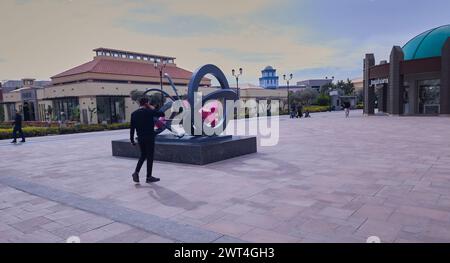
[51, 58, 197, 80]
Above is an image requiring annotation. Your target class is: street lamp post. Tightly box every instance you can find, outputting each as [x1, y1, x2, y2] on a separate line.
[232, 68, 243, 99]
[284, 73, 293, 117]
[154, 60, 167, 91]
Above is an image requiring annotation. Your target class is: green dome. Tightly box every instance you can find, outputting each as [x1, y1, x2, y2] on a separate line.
[403, 25, 450, 60]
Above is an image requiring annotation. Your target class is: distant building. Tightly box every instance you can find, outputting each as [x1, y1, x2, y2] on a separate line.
[296, 79, 333, 92]
[352, 78, 364, 93]
[231, 83, 288, 117]
[259, 66, 279, 89]
[1, 79, 50, 121]
[329, 90, 358, 110]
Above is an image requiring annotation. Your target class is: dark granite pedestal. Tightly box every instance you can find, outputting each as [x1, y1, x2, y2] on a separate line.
[112, 135, 257, 165]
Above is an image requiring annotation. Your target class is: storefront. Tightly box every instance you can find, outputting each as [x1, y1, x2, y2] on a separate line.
[364, 25, 450, 116]
[52, 97, 80, 122]
[96, 96, 126, 124]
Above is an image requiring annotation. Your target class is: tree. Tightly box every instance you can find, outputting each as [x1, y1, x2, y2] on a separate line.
[339, 79, 355, 95]
[316, 94, 331, 106]
[130, 90, 165, 109]
[295, 88, 318, 106]
[320, 82, 335, 95]
[72, 105, 80, 122]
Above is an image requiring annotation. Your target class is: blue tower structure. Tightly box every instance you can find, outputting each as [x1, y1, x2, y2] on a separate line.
[259, 66, 279, 89]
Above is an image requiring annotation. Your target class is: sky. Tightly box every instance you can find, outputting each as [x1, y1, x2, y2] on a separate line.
[1, 0, 450, 85]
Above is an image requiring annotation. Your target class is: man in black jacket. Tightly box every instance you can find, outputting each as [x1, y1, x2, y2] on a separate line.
[11, 110, 25, 144]
[130, 97, 165, 184]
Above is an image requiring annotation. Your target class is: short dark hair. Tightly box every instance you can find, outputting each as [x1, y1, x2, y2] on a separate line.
[139, 97, 149, 106]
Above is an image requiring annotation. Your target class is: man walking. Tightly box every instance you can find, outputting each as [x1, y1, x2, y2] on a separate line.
[11, 110, 25, 144]
[130, 97, 165, 184]
[343, 101, 351, 118]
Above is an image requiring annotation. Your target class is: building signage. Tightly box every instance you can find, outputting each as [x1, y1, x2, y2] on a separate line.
[370, 78, 388, 86]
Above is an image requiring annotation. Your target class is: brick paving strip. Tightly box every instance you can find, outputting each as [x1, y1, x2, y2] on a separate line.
[0, 176, 244, 243]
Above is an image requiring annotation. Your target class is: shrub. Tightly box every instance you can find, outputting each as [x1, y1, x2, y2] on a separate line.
[316, 94, 331, 106]
[0, 123, 130, 140]
[304, 105, 330, 113]
[0, 121, 59, 128]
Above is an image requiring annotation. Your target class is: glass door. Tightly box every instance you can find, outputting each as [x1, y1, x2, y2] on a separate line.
[418, 79, 440, 115]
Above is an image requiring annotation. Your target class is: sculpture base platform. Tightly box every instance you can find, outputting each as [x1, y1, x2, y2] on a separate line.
[112, 135, 257, 165]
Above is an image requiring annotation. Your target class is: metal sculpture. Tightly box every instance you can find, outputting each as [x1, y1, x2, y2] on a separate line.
[141, 64, 238, 137]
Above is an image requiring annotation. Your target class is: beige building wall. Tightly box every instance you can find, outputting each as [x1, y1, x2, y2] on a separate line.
[3, 104, 11, 121]
[125, 97, 137, 123]
[2, 92, 21, 103]
[352, 78, 364, 93]
[2, 80, 289, 123]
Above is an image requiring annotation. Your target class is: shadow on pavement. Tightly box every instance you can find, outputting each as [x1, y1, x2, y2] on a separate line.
[136, 184, 207, 211]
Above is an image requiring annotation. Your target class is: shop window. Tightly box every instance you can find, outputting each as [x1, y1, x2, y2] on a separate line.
[418, 79, 440, 115]
[96, 96, 126, 124]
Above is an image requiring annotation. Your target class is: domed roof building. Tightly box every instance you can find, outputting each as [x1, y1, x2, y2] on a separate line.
[403, 25, 450, 60]
[364, 25, 450, 116]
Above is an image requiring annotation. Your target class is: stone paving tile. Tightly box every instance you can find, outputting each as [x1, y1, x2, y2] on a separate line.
[318, 207, 355, 220]
[395, 205, 450, 222]
[10, 216, 53, 234]
[234, 212, 282, 230]
[138, 235, 176, 243]
[355, 219, 403, 243]
[78, 222, 134, 243]
[204, 219, 255, 238]
[98, 228, 153, 243]
[352, 204, 395, 221]
[240, 228, 301, 243]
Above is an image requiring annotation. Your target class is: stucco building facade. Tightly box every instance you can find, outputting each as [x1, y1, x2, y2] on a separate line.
[2, 48, 211, 124]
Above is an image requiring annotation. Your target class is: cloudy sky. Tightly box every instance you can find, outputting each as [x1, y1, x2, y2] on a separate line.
[1, 0, 449, 85]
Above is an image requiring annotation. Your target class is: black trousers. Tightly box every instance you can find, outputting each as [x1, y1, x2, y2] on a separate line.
[12, 126, 25, 141]
[135, 136, 156, 178]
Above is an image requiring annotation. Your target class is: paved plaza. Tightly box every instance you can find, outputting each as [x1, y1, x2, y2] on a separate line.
[1, 110, 450, 243]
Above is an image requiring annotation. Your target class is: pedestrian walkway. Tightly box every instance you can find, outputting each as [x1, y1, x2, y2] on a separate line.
[1, 111, 450, 243]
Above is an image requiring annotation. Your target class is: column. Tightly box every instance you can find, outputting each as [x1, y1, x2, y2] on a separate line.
[388, 46, 404, 115]
[441, 37, 450, 115]
[125, 97, 137, 123]
[3, 104, 9, 122]
[364, 54, 375, 115]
